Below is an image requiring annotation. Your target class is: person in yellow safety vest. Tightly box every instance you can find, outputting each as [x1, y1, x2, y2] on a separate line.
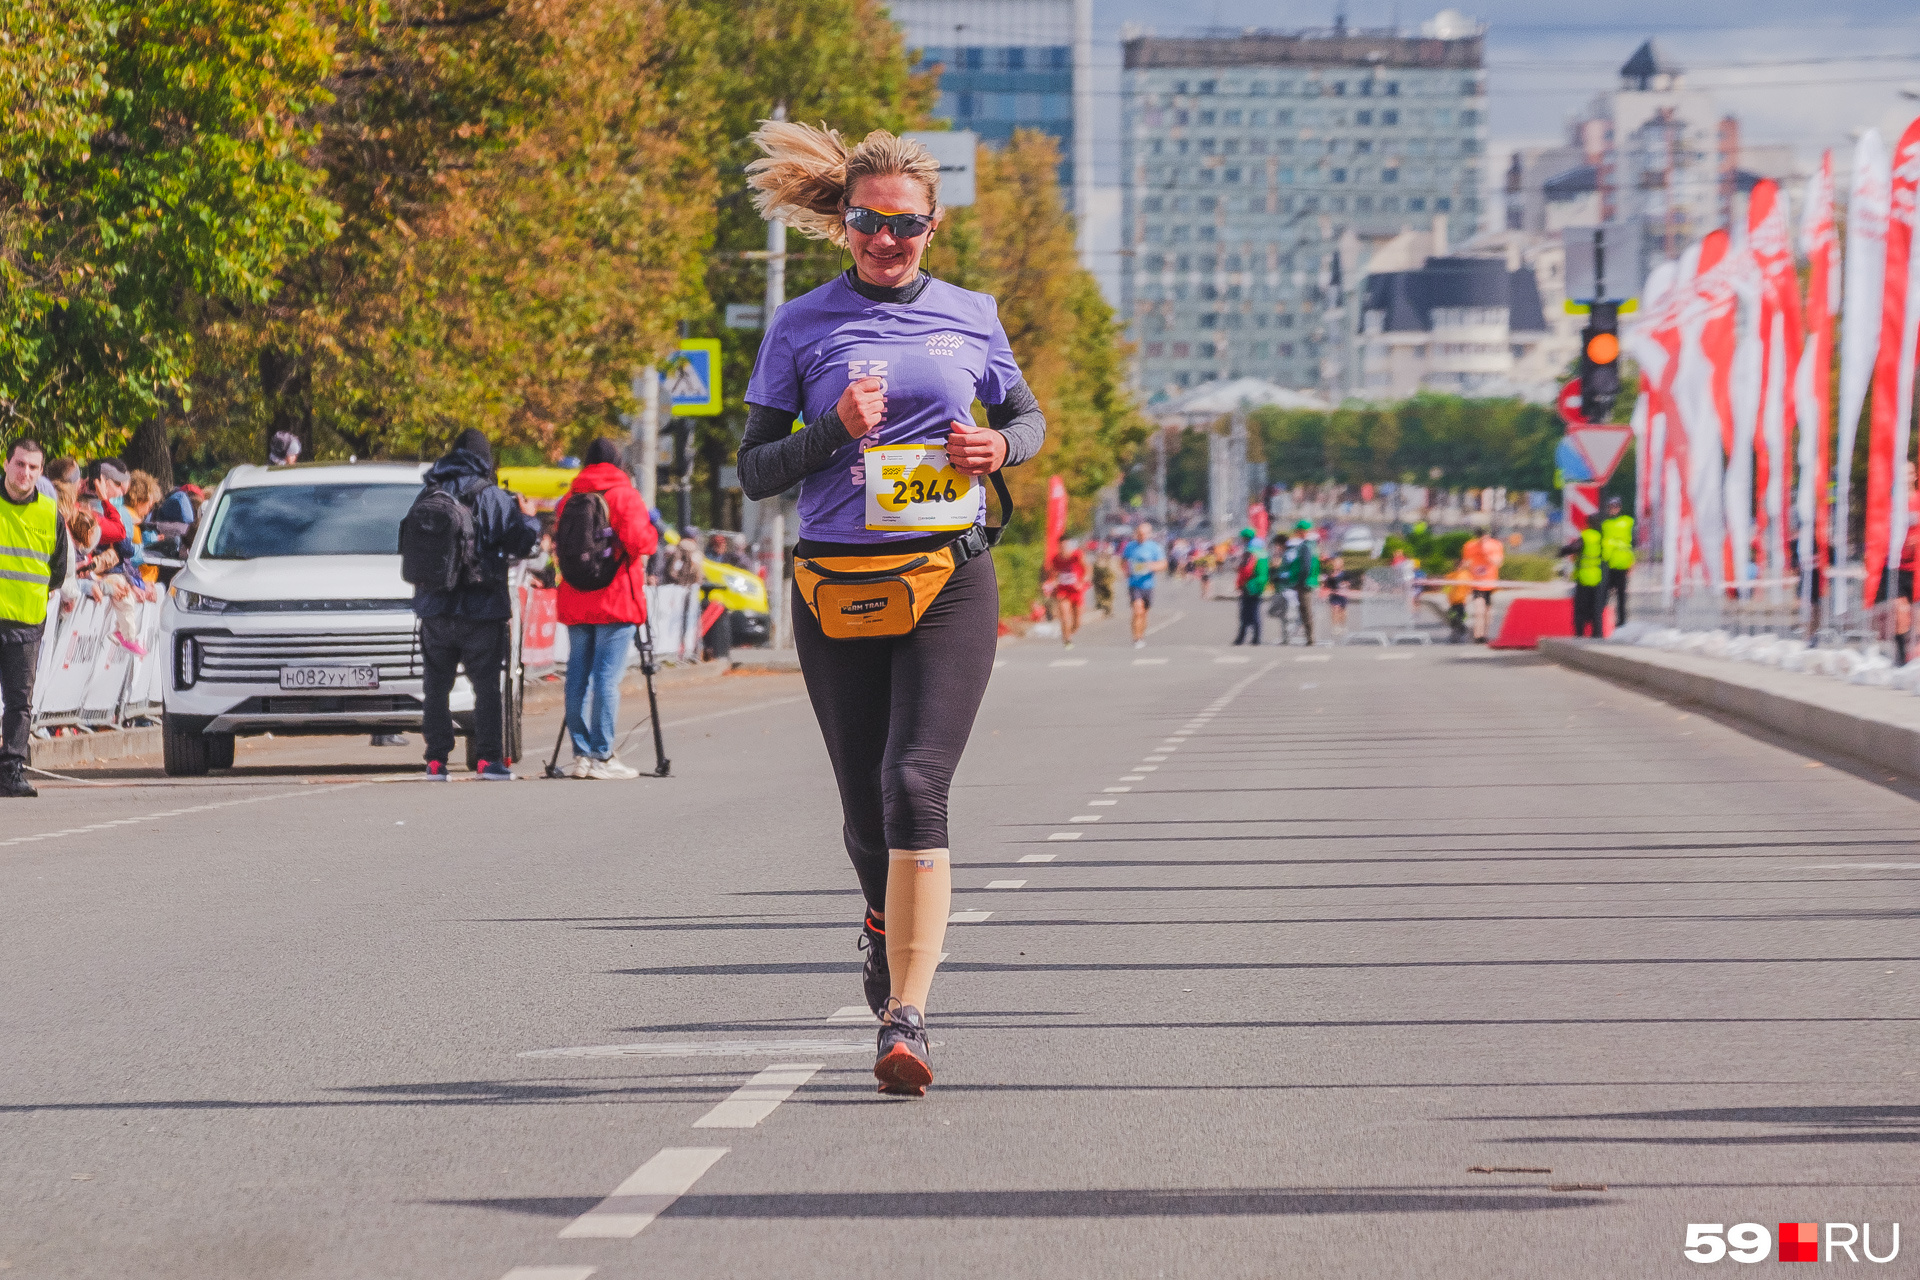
[1558, 516, 1607, 638]
[1599, 495, 1635, 625]
[0, 439, 70, 799]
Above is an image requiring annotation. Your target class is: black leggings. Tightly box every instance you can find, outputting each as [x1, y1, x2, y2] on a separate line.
[793, 549, 999, 913]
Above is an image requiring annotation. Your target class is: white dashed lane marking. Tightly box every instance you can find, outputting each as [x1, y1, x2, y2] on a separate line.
[1103, 786, 1131, 793]
[1088, 799, 1117, 806]
[691, 1064, 822, 1129]
[500, 1268, 596, 1280]
[1048, 832, 1083, 841]
[949, 910, 992, 923]
[985, 879, 1027, 889]
[1019, 853, 1057, 863]
[826, 1006, 876, 1024]
[558, 1147, 729, 1239]
[1070, 814, 1101, 822]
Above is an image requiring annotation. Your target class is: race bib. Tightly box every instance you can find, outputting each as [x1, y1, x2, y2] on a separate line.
[864, 445, 982, 533]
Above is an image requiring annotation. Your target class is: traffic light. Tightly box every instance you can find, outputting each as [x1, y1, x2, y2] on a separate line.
[1580, 301, 1621, 424]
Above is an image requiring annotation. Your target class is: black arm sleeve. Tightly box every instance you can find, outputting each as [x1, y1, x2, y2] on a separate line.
[985, 376, 1045, 467]
[738, 402, 854, 501]
[45, 520, 68, 595]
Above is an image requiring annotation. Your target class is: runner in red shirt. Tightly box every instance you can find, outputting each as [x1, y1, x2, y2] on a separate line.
[1046, 537, 1089, 649]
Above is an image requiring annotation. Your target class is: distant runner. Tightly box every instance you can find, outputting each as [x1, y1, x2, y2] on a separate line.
[1122, 521, 1166, 649]
[1046, 536, 1088, 649]
[1460, 527, 1504, 644]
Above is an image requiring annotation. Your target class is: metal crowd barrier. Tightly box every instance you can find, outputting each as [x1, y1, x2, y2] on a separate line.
[7, 582, 712, 739]
[1345, 569, 1434, 645]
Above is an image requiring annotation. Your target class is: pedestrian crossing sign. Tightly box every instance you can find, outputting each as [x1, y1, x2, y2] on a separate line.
[667, 339, 721, 417]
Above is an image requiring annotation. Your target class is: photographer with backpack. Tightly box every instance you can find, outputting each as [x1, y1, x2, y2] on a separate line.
[552, 437, 658, 778]
[401, 429, 540, 780]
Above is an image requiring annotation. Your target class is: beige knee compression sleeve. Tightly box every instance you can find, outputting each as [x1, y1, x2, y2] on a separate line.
[885, 849, 951, 1012]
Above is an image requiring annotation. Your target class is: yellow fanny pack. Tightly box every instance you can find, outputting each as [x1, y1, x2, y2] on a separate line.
[795, 473, 1010, 641]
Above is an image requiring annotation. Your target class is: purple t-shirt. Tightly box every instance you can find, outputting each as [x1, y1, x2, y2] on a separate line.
[746, 274, 1022, 544]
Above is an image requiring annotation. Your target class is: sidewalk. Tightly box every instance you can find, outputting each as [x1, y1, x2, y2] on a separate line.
[1539, 637, 1920, 783]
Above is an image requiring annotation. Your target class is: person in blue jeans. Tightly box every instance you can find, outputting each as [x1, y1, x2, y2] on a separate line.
[1121, 520, 1166, 649]
[555, 438, 659, 779]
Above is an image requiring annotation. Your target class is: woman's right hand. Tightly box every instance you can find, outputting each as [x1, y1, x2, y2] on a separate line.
[835, 377, 886, 440]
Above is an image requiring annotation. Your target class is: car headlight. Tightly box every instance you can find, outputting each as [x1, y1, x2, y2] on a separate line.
[170, 586, 231, 613]
[724, 573, 757, 596]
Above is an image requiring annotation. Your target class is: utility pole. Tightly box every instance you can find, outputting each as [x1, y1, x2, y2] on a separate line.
[765, 103, 787, 317]
[763, 103, 788, 646]
[632, 367, 659, 509]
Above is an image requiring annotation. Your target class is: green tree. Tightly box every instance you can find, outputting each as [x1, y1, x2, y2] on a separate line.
[183, 0, 720, 469]
[0, 0, 338, 456]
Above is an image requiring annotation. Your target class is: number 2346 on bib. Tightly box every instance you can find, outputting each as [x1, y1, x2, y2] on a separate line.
[864, 446, 982, 533]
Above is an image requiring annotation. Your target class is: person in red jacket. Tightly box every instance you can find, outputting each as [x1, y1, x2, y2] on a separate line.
[555, 438, 659, 778]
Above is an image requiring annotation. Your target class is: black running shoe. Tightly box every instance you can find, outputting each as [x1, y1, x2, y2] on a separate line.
[874, 1000, 933, 1096]
[857, 910, 889, 1015]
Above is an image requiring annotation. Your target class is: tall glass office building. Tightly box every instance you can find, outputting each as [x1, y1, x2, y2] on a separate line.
[890, 0, 1091, 208]
[1122, 25, 1486, 402]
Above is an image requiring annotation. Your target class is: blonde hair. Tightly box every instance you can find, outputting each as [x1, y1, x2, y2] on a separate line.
[745, 120, 940, 247]
[127, 469, 162, 509]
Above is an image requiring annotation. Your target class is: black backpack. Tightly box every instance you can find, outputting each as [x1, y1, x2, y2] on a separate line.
[555, 490, 624, 591]
[399, 482, 481, 590]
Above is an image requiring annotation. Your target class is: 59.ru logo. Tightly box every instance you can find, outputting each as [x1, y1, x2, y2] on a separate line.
[1685, 1222, 1899, 1263]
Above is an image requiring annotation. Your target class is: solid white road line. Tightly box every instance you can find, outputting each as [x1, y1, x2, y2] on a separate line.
[500, 1267, 596, 1280]
[985, 879, 1027, 889]
[1144, 610, 1187, 635]
[1047, 832, 1083, 841]
[691, 1063, 822, 1129]
[1019, 853, 1057, 863]
[826, 1006, 877, 1024]
[660, 696, 808, 730]
[949, 910, 992, 923]
[522, 1039, 868, 1060]
[558, 1147, 728, 1239]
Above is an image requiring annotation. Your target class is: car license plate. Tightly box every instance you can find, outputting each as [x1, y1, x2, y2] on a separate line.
[279, 665, 379, 690]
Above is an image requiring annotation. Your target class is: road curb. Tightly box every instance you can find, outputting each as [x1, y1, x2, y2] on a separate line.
[30, 726, 163, 770]
[1538, 637, 1920, 781]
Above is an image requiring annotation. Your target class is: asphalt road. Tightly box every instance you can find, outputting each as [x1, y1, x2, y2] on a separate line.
[4, 577, 1917, 1279]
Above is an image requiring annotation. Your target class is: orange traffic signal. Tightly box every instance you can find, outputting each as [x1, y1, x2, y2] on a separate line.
[1586, 332, 1620, 365]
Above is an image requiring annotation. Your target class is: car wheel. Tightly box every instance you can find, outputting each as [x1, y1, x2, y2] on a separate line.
[207, 733, 236, 770]
[162, 713, 210, 777]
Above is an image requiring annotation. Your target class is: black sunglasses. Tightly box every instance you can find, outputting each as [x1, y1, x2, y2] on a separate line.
[843, 207, 934, 239]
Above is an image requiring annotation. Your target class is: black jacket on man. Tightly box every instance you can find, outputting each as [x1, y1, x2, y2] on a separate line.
[409, 445, 540, 622]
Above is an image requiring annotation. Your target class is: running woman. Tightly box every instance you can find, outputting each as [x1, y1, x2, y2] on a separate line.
[1122, 521, 1166, 648]
[1047, 536, 1088, 648]
[738, 122, 1045, 1096]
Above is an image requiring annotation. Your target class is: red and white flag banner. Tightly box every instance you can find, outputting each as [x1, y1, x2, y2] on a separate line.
[1836, 129, 1892, 610]
[1795, 150, 1838, 595]
[1864, 117, 1920, 609]
[1749, 179, 1802, 596]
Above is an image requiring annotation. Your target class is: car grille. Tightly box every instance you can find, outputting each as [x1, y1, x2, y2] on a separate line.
[230, 694, 423, 715]
[192, 630, 422, 684]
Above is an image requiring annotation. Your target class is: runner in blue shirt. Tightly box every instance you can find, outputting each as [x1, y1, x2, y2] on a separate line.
[1121, 521, 1167, 648]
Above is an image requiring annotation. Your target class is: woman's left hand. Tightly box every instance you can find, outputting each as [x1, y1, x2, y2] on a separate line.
[945, 420, 1006, 476]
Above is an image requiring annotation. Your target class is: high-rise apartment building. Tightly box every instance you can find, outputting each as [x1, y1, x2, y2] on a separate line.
[890, 0, 1093, 224]
[1121, 19, 1486, 402]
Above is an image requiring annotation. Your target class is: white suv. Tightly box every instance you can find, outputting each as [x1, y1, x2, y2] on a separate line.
[160, 462, 520, 776]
